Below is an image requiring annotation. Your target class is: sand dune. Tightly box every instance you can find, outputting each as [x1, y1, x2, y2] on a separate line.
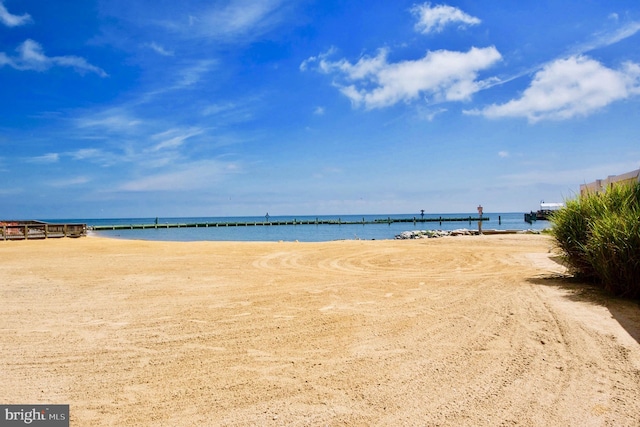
[1, 235, 639, 426]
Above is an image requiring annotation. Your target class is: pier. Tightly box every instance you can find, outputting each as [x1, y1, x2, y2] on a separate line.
[1, 221, 87, 240]
[90, 216, 490, 231]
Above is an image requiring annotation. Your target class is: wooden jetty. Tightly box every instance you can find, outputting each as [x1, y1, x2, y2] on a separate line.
[1, 220, 87, 241]
[90, 216, 490, 231]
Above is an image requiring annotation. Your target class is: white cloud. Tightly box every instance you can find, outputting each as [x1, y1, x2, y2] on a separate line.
[0, 1, 31, 27]
[159, 0, 288, 43]
[573, 21, 640, 56]
[417, 106, 447, 121]
[498, 151, 509, 158]
[69, 148, 104, 160]
[411, 2, 481, 34]
[200, 101, 256, 129]
[303, 46, 501, 109]
[204, 0, 281, 34]
[76, 109, 142, 132]
[469, 55, 640, 122]
[145, 42, 174, 56]
[49, 176, 90, 187]
[0, 39, 108, 77]
[119, 160, 239, 191]
[150, 128, 203, 151]
[67, 148, 123, 167]
[27, 153, 59, 163]
[313, 106, 325, 116]
[175, 60, 215, 88]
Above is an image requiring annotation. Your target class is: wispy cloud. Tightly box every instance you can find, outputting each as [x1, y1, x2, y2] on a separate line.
[411, 2, 481, 34]
[49, 176, 90, 187]
[573, 21, 640, 56]
[175, 60, 215, 88]
[0, 1, 31, 27]
[467, 55, 640, 122]
[201, 100, 256, 125]
[0, 186, 22, 195]
[67, 148, 124, 167]
[144, 41, 174, 56]
[150, 128, 203, 151]
[0, 39, 108, 76]
[498, 151, 509, 158]
[202, 0, 282, 34]
[75, 110, 142, 132]
[27, 153, 59, 163]
[119, 160, 240, 192]
[417, 106, 447, 121]
[499, 160, 640, 188]
[158, 0, 289, 43]
[302, 46, 501, 109]
[69, 148, 103, 160]
[478, 20, 640, 92]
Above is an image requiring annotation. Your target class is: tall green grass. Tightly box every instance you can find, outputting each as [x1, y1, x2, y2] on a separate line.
[551, 181, 640, 298]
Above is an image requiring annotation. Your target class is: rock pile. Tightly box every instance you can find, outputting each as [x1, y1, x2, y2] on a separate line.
[395, 229, 542, 239]
[395, 229, 478, 239]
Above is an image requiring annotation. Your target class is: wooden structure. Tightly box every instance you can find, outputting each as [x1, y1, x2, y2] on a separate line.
[91, 216, 490, 231]
[1, 220, 87, 241]
[580, 168, 640, 196]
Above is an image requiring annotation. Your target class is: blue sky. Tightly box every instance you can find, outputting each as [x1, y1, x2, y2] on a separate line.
[1, 0, 639, 218]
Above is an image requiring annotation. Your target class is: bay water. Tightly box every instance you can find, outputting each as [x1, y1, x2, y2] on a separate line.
[44, 213, 550, 242]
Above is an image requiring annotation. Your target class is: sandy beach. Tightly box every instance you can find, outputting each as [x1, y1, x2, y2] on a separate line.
[1, 234, 639, 426]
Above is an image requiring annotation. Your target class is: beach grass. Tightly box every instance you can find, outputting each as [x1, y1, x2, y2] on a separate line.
[551, 181, 640, 298]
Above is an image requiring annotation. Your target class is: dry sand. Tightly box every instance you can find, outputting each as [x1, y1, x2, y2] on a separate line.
[1, 234, 639, 426]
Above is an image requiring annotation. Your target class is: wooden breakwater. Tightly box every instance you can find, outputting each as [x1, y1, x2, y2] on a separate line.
[90, 216, 490, 231]
[1, 221, 87, 240]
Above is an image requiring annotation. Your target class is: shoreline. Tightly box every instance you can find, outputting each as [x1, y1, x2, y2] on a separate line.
[40, 212, 551, 243]
[84, 227, 547, 243]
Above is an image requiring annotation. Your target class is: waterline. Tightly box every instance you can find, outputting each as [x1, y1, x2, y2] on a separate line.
[46, 213, 549, 242]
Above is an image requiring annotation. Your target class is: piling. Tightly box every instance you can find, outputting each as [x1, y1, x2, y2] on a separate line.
[87, 216, 493, 232]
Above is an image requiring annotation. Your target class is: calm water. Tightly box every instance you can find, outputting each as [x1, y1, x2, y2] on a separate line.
[43, 213, 550, 242]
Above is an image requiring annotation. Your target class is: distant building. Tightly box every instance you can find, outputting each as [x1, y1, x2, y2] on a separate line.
[580, 168, 640, 196]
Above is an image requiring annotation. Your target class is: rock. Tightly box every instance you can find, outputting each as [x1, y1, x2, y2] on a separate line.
[395, 230, 451, 239]
[395, 228, 489, 239]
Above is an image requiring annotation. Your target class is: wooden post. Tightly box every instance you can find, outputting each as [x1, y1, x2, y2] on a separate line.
[44, 224, 48, 239]
[64, 224, 68, 237]
[2, 225, 5, 241]
[24, 225, 29, 239]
